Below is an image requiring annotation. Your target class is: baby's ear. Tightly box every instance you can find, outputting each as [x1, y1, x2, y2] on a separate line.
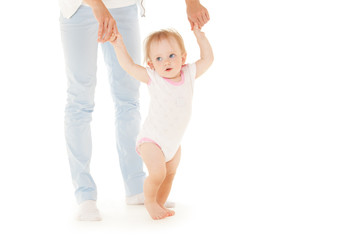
[181, 53, 187, 65]
[147, 60, 154, 70]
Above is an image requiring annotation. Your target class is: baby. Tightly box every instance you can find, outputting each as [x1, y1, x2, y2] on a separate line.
[110, 25, 213, 220]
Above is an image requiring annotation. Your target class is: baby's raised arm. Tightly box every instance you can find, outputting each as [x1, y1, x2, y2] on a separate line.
[193, 25, 214, 78]
[110, 34, 149, 84]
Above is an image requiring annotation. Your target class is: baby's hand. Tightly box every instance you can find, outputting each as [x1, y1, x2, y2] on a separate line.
[109, 32, 123, 46]
[193, 23, 205, 38]
[109, 32, 117, 42]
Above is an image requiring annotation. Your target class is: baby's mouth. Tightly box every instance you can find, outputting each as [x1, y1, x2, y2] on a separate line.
[165, 68, 173, 72]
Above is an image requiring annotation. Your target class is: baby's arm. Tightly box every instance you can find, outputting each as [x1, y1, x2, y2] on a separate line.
[110, 34, 149, 84]
[193, 25, 214, 78]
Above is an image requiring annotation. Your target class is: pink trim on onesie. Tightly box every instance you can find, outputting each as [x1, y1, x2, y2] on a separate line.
[147, 65, 186, 86]
[136, 137, 162, 156]
[163, 70, 184, 86]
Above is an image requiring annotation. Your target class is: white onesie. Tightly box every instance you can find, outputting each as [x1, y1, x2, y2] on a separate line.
[136, 63, 197, 162]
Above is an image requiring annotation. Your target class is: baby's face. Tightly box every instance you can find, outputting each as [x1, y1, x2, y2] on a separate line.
[148, 37, 186, 79]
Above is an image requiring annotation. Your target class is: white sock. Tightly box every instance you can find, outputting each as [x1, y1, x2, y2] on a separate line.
[77, 200, 102, 221]
[126, 193, 176, 208]
[125, 192, 145, 205]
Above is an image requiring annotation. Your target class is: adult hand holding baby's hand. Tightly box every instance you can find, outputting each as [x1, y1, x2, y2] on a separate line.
[109, 32, 124, 48]
[186, 1, 210, 30]
[109, 32, 118, 43]
[192, 24, 205, 39]
[85, 0, 119, 43]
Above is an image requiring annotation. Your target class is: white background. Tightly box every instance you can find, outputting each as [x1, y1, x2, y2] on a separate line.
[0, 0, 359, 239]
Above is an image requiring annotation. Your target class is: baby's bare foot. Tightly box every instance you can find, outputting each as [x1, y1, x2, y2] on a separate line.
[145, 202, 169, 220]
[160, 205, 175, 217]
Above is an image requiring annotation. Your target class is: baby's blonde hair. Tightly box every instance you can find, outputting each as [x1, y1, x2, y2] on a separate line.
[144, 29, 186, 63]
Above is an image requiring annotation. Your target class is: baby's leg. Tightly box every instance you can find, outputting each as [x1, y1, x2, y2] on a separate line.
[157, 146, 181, 216]
[139, 143, 169, 220]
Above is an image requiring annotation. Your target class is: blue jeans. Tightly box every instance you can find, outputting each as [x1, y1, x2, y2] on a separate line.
[60, 4, 145, 204]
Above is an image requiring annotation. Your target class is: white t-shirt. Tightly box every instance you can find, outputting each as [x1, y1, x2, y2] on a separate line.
[58, 0, 144, 18]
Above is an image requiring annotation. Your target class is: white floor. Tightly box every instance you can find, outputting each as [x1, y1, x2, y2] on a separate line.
[3, 184, 359, 240]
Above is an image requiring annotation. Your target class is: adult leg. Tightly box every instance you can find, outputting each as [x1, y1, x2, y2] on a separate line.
[101, 5, 145, 198]
[60, 6, 99, 205]
[139, 143, 169, 220]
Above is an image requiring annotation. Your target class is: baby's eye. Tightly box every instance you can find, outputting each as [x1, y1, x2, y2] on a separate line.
[169, 54, 175, 58]
[156, 57, 163, 61]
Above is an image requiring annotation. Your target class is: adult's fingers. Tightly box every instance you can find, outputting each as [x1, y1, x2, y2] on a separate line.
[113, 24, 119, 35]
[197, 16, 205, 28]
[98, 21, 104, 42]
[188, 17, 195, 30]
[205, 11, 210, 21]
[103, 19, 116, 42]
[98, 18, 110, 42]
[203, 11, 210, 24]
[198, 9, 210, 28]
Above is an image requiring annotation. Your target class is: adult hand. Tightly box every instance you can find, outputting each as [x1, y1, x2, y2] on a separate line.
[86, 0, 119, 42]
[186, 0, 210, 30]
